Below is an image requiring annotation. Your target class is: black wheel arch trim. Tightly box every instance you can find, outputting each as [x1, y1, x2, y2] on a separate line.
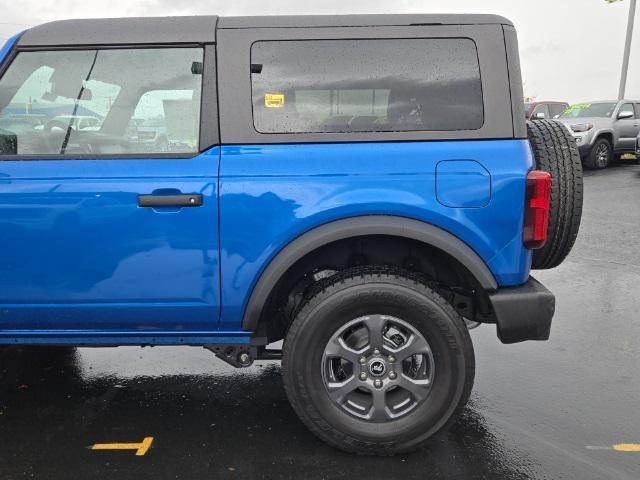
[241, 215, 498, 331]
[592, 130, 614, 146]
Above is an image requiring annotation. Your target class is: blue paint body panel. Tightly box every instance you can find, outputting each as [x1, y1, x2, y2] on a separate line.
[0, 137, 534, 344]
[0, 149, 221, 338]
[436, 160, 491, 208]
[218, 140, 534, 329]
[0, 33, 20, 65]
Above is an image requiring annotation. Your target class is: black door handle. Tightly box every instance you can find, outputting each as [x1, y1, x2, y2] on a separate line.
[137, 194, 203, 207]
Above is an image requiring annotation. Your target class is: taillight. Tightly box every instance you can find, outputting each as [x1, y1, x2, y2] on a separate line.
[523, 170, 551, 249]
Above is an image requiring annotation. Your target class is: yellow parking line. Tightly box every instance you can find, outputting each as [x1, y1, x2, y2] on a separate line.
[91, 436, 153, 456]
[613, 444, 640, 452]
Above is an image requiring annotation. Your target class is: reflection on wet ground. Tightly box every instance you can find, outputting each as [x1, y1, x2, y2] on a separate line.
[1, 164, 640, 479]
[0, 346, 542, 480]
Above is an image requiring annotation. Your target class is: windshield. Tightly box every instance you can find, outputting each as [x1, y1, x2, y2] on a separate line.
[560, 103, 616, 118]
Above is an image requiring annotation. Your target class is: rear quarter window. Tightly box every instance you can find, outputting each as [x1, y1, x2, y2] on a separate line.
[250, 38, 484, 134]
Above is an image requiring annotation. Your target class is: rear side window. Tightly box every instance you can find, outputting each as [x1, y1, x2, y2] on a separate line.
[0, 48, 203, 157]
[250, 38, 484, 134]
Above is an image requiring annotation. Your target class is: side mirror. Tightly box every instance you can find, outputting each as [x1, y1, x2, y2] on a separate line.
[534, 111, 546, 119]
[618, 110, 634, 120]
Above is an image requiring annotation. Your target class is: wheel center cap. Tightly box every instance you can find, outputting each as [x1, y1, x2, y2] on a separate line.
[368, 359, 387, 377]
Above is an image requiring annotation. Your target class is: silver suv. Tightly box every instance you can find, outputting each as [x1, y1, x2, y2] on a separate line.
[557, 100, 640, 169]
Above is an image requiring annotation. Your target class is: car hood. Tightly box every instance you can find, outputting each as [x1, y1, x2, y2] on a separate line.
[556, 117, 613, 131]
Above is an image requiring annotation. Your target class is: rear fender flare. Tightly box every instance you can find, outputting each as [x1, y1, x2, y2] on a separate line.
[241, 215, 497, 331]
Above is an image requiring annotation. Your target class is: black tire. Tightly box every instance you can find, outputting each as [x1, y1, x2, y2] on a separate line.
[584, 137, 612, 169]
[282, 267, 474, 455]
[527, 120, 583, 270]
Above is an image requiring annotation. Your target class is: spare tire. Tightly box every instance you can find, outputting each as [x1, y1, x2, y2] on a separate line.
[527, 120, 583, 269]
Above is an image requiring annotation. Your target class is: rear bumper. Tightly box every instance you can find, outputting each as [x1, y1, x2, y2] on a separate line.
[489, 276, 555, 344]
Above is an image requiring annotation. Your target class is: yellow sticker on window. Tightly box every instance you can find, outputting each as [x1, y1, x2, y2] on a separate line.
[265, 93, 285, 108]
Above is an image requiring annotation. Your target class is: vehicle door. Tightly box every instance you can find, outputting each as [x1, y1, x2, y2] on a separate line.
[0, 44, 221, 335]
[615, 102, 639, 151]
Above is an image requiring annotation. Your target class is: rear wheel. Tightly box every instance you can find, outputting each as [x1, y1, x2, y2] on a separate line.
[527, 120, 583, 269]
[282, 267, 474, 455]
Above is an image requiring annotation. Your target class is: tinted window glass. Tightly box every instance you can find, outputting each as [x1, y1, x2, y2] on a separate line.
[0, 48, 203, 156]
[619, 103, 636, 119]
[548, 104, 567, 118]
[561, 103, 616, 118]
[532, 104, 550, 119]
[250, 39, 483, 134]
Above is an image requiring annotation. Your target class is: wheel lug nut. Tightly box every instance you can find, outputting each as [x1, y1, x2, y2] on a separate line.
[373, 349, 380, 355]
[388, 371, 397, 380]
[388, 355, 396, 363]
[359, 356, 367, 364]
[374, 379, 383, 388]
[359, 372, 367, 381]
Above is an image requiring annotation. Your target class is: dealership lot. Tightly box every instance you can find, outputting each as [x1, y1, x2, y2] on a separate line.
[0, 163, 639, 480]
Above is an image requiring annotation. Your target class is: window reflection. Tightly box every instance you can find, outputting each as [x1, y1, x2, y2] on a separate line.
[0, 48, 203, 156]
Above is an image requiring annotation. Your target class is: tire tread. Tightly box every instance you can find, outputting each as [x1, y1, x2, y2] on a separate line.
[527, 120, 583, 269]
[282, 265, 475, 455]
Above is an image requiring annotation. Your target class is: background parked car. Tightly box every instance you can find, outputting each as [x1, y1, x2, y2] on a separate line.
[524, 101, 569, 120]
[0, 114, 47, 134]
[126, 117, 168, 152]
[556, 100, 640, 169]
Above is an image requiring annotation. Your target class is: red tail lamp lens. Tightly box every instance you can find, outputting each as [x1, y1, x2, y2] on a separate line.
[523, 170, 551, 249]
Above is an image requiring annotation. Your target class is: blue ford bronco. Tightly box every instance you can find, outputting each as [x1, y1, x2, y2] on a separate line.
[0, 15, 582, 454]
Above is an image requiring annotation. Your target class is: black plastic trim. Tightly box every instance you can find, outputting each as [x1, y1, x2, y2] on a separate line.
[137, 194, 203, 207]
[199, 42, 220, 150]
[489, 276, 555, 344]
[241, 215, 498, 331]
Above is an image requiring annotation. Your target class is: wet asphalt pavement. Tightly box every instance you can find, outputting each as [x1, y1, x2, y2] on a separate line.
[1, 163, 639, 480]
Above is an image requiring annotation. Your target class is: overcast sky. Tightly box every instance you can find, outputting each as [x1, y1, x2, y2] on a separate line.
[0, 0, 638, 104]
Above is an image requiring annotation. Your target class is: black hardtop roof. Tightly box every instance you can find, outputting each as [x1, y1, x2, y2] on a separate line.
[18, 14, 512, 47]
[218, 14, 513, 29]
[18, 16, 220, 46]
